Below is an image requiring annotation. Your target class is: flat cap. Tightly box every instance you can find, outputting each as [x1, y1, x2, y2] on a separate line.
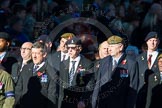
[61, 33, 75, 39]
[158, 54, 162, 60]
[66, 37, 82, 45]
[107, 35, 124, 44]
[145, 31, 158, 41]
[0, 32, 10, 41]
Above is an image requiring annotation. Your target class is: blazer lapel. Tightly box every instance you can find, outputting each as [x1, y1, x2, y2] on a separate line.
[151, 52, 160, 70]
[100, 56, 112, 87]
[63, 58, 70, 86]
[144, 53, 149, 69]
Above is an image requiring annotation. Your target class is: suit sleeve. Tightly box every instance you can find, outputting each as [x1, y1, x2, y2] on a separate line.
[47, 67, 58, 108]
[127, 61, 138, 108]
[15, 72, 23, 105]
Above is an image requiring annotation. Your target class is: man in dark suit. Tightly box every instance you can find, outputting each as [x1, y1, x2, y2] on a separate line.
[94, 40, 110, 81]
[58, 37, 94, 108]
[47, 33, 75, 71]
[136, 31, 160, 91]
[92, 35, 138, 108]
[145, 54, 162, 108]
[15, 41, 58, 108]
[0, 32, 18, 74]
[11, 42, 33, 85]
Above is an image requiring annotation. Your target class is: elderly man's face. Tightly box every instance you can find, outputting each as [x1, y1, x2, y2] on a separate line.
[20, 42, 33, 60]
[99, 41, 109, 59]
[158, 58, 162, 72]
[32, 48, 46, 65]
[67, 44, 81, 59]
[108, 43, 123, 58]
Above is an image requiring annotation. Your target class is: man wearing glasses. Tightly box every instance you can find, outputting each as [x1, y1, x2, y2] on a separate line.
[11, 42, 33, 84]
[15, 41, 57, 108]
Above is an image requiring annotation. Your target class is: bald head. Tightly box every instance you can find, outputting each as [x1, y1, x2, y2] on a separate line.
[99, 41, 109, 59]
[20, 42, 33, 61]
[22, 42, 33, 47]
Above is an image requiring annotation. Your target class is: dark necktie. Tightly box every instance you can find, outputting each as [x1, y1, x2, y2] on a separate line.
[33, 65, 39, 73]
[112, 60, 117, 71]
[148, 54, 152, 69]
[62, 54, 66, 61]
[69, 61, 76, 86]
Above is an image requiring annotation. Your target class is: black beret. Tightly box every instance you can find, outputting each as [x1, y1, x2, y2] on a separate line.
[37, 35, 51, 43]
[145, 31, 158, 41]
[0, 32, 10, 41]
[66, 37, 82, 45]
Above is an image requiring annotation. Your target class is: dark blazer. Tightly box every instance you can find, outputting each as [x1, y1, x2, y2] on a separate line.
[92, 54, 138, 108]
[47, 51, 61, 71]
[145, 71, 162, 108]
[15, 61, 58, 108]
[136, 69, 154, 108]
[58, 55, 94, 108]
[136, 52, 160, 91]
[1, 51, 18, 74]
[11, 59, 33, 85]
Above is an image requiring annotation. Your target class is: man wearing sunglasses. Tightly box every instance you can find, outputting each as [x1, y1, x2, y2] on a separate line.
[58, 37, 94, 108]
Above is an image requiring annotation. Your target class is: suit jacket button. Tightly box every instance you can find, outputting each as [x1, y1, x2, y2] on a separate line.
[141, 74, 143, 76]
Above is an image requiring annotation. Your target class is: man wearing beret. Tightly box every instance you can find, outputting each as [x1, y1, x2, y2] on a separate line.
[47, 33, 75, 71]
[92, 35, 138, 108]
[58, 37, 93, 108]
[0, 32, 18, 74]
[136, 31, 161, 92]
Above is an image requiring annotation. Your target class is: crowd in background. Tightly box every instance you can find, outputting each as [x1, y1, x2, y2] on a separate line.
[0, 0, 162, 108]
[0, 0, 162, 53]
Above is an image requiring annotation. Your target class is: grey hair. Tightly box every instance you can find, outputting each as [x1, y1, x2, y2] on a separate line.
[32, 41, 47, 54]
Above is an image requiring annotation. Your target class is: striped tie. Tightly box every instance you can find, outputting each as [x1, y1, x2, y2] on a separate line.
[33, 65, 39, 73]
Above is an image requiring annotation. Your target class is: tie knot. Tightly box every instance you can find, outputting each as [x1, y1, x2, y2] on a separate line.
[113, 60, 117, 65]
[148, 54, 152, 60]
[33, 65, 39, 73]
[71, 61, 76, 64]
[62, 54, 66, 61]
[34, 65, 39, 68]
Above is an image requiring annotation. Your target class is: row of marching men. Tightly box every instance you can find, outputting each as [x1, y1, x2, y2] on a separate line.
[0, 31, 162, 108]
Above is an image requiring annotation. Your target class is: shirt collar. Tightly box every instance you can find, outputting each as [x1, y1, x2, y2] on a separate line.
[70, 55, 81, 62]
[112, 53, 123, 63]
[34, 61, 45, 68]
[0, 52, 6, 60]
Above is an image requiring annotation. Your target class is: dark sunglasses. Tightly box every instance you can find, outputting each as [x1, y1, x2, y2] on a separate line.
[67, 46, 77, 50]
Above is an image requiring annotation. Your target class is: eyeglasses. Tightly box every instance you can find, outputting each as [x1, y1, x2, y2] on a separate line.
[20, 48, 31, 51]
[67, 46, 77, 50]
